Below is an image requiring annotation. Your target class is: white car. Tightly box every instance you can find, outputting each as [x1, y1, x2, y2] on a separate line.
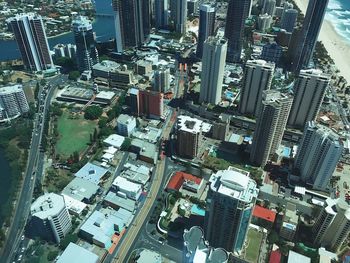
[20, 235, 25, 241]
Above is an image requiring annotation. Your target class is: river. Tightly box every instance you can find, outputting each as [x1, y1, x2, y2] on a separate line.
[0, 0, 115, 61]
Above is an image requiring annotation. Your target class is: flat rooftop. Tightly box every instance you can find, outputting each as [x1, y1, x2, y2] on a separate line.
[177, 115, 212, 134]
[62, 177, 99, 202]
[57, 242, 99, 263]
[75, 163, 108, 185]
[31, 193, 66, 219]
[104, 191, 136, 212]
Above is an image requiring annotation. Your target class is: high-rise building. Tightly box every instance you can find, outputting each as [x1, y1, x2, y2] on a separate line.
[142, 0, 151, 38]
[199, 37, 227, 105]
[53, 44, 77, 59]
[29, 193, 72, 243]
[128, 87, 140, 116]
[153, 67, 170, 92]
[72, 16, 99, 72]
[183, 226, 229, 263]
[196, 4, 216, 58]
[224, 0, 251, 62]
[260, 42, 283, 64]
[204, 166, 259, 253]
[257, 13, 272, 32]
[288, 69, 330, 129]
[7, 13, 54, 72]
[294, 122, 343, 190]
[250, 90, 293, 166]
[171, 0, 187, 34]
[280, 8, 298, 33]
[113, 0, 144, 52]
[176, 115, 203, 158]
[155, 0, 169, 30]
[313, 198, 350, 252]
[290, 0, 329, 72]
[239, 59, 275, 117]
[262, 0, 276, 16]
[139, 89, 164, 119]
[0, 85, 29, 122]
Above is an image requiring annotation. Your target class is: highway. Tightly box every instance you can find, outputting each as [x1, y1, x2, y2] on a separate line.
[1, 75, 66, 263]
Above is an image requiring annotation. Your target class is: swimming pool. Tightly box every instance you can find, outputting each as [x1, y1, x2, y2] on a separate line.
[191, 204, 205, 216]
[283, 147, 291, 157]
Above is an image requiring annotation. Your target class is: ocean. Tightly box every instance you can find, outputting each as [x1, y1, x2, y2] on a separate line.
[0, 0, 115, 61]
[326, 0, 350, 42]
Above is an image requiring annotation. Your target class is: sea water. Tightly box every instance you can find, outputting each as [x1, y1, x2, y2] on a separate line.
[326, 0, 350, 42]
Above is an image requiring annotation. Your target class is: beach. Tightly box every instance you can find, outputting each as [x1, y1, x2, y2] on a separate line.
[293, 0, 350, 83]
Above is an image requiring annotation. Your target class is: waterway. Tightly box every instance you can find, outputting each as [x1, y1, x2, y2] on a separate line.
[0, 148, 12, 226]
[0, 0, 115, 61]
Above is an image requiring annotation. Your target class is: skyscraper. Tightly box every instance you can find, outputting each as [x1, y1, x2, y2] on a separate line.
[257, 13, 272, 32]
[199, 37, 227, 105]
[7, 13, 53, 72]
[72, 16, 99, 72]
[224, 0, 251, 62]
[262, 0, 276, 16]
[250, 90, 293, 166]
[196, 4, 216, 58]
[204, 166, 259, 253]
[113, 0, 144, 52]
[313, 198, 350, 252]
[153, 67, 170, 92]
[0, 85, 29, 122]
[142, 0, 151, 38]
[290, 0, 329, 72]
[280, 8, 298, 33]
[294, 121, 343, 191]
[139, 89, 164, 119]
[171, 0, 187, 34]
[239, 59, 275, 117]
[288, 69, 330, 129]
[155, 0, 169, 30]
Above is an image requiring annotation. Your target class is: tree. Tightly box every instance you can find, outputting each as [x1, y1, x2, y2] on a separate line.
[59, 233, 78, 250]
[68, 70, 80, 81]
[98, 116, 108, 128]
[93, 128, 98, 141]
[54, 57, 77, 72]
[47, 250, 59, 261]
[121, 138, 132, 151]
[73, 151, 80, 163]
[84, 105, 103, 120]
[16, 77, 23, 83]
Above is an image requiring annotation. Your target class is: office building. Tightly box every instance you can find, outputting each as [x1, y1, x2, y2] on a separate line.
[0, 85, 29, 122]
[171, 0, 187, 34]
[257, 13, 272, 32]
[294, 122, 343, 191]
[288, 69, 330, 129]
[128, 87, 140, 116]
[143, 0, 151, 38]
[113, 0, 144, 52]
[30, 193, 72, 243]
[279, 203, 299, 241]
[262, 0, 276, 16]
[130, 138, 158, 164]
[117, 114, 137, 137]
[260, 42, 283, 64]
[153, 67, 170, 92]
[155, 0, 169, 30]
[212, 117, 230, 141]
[139, 89, 164, 119]
[290, 0, 329, 72]
[204, 166, 259, 253]
[72, 16, 99, 72]
[57, 243, 99, 263]
[199, 37, 227, 105]
[280, 8, 298, 33]
[62, 177, 99, 204]
[288, 251, 311, 263]
[239, 59, 275, 117]
[313, 198, 350, 252]
[53, 44, 77, 59]
[187, 0, 199, 15]
[250, 90, 293, 166]
[196, 4, 216, 58]
[176, 115, 212, 158]
[183, 226, 229, 263]
[135, 60, 153, 76]
[225, 0, 251, 62]
[7, 13, 54, 72]
[112, 176, 142, 200]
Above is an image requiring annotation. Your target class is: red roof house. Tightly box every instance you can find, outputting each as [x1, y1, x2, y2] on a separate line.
[166, 171, 202, 192]
[253, 205, 277, 223]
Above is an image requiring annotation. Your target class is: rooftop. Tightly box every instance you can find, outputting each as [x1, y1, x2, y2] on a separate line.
[177, 115, 212, 134]
[287, 251, 311, 263]
[0, 84, 24, 95]
[62, 194, 87, 215]
[112, 176, 142, 194]
[132, 127, 162, 144]
[57, 242, 99, 263]
[62, 177, 99, 202]
[130, 138, 157, 160]
[31, 193, 66, 220]
[75, 163, 108, 185]
[167, 171, 202, 191]
[117, 114, 135, 126]
[104, 191, 136, 212]
[209, 166, 258, 203]
[253, 205, 276, 223]
[103, 134, 125, 148]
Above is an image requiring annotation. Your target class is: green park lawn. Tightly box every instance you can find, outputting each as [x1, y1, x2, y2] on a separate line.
[56, 111, 96, 158]
[245, 228, 263, 263]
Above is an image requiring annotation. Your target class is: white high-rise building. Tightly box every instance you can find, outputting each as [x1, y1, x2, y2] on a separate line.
[239, 59, 275, 117]
[288, 69, 330, 129]
[294, 121, 343, 191]
[204, 166, 259, 254]
[258, 13, 272, 32]
[30, 193, 72, 243]
[0, 85, 29, 122]
[153, 67, 170, 93]
[313, 198, 350, 252]
[7, 13, 54, 72]
[199, 37, 227, 105]
[250, 90, 293, 166]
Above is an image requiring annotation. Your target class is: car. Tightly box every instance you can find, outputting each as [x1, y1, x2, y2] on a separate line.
[18, 255, 22, 261]
[21, 247, 25, 253]
[21, 235, 25, 241]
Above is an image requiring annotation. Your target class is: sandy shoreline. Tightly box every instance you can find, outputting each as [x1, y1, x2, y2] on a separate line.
[293, 0, 350, 83]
